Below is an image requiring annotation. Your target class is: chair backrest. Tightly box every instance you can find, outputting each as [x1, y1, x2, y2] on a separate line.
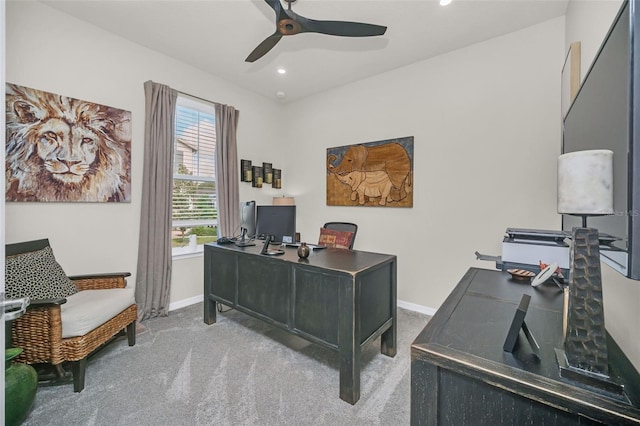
[6, 239, 51, 256]
[322, 222, 358, 249]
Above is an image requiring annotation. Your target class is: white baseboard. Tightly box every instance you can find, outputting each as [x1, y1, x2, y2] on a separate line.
[169, 294, 204, 312]
[397, 299, 438, 316]
[169, 294, 437, 317]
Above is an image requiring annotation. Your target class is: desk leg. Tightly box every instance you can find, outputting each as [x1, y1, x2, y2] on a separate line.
[204, 297, 217, 325]
[339, 279, 360, 405]
[381, 321, 397, 357]
[203, 254, 217, 325]
[381, 260, 397, 357]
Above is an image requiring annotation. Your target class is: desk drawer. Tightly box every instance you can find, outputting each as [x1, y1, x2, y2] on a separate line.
[237, 256, 290, 326]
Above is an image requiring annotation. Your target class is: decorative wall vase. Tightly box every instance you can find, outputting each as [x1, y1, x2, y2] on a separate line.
[297, 242, 310, 259]
[5, 347, 37, 426]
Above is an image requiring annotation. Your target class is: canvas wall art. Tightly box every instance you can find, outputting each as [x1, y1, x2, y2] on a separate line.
[5, 83, 132, 202]
[326, 136, 414, 207]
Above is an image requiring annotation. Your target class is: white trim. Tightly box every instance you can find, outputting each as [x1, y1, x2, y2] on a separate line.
[397, 299, 438, 316]
[172, 246, 204, 259]
[167, 294, 438, 317]
[169, 294, 204, 312]
[172, 219, 218, 227]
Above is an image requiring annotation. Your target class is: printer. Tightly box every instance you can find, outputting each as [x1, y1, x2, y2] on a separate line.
[500, 228, 571, 273]
[477, 227, 624, 276]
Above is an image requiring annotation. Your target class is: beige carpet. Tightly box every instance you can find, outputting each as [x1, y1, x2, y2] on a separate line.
[22, 303, 429, 426]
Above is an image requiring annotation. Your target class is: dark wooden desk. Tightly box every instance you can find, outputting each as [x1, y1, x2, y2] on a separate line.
[204, 242, 397, 404]
[411, 267, 640, 425]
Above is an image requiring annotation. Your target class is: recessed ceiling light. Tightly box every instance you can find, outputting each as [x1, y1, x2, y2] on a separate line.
[277, 68, 287, 75]
[440, 0, 452, 5]
[276, 91, 287, 99]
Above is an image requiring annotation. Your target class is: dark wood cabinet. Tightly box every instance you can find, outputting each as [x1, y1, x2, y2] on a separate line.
[411, 267, 640, 425]
[204, 242, 397, 404]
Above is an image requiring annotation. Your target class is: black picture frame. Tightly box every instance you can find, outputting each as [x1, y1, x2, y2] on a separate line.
[503, 294, 540, 358]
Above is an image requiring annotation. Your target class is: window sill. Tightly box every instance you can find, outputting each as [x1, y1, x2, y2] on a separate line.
[172, 246, 204, 260]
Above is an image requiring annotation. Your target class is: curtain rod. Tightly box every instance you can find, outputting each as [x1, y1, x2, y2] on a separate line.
[176, 89, 220, 107]
[145, 80, 221, 107]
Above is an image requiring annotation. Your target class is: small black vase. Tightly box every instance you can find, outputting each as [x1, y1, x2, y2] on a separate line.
[297, 242, 310, 259]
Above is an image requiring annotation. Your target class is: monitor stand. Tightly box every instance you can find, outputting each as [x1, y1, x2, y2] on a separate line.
[234, 228, 256, 247]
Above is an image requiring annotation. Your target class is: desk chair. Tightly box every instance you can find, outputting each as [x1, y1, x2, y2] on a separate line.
[321, 222, 358, 249]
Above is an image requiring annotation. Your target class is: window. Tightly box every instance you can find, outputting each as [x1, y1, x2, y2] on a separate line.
[172, 96, 218, 254]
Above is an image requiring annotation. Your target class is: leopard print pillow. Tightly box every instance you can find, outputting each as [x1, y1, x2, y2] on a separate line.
[5, 246, 78, 300]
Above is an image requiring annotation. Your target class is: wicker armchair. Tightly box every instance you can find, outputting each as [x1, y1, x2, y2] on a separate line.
[5, 239, 137, 392]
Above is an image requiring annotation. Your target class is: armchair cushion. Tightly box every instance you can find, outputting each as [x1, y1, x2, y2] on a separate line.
[318, 227, 354, 250]
[5, 246, 78, 300]
[61, 288, 136, 338]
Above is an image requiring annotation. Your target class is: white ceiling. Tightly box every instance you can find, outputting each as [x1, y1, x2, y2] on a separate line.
[41, 0, 569, 103]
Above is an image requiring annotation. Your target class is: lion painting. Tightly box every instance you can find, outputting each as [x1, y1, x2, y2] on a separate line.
[5, 83, 132, 202]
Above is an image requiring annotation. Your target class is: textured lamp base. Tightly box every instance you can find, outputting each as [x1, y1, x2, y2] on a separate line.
[558, 227, 625, 395]
[555, 348, 626, 399]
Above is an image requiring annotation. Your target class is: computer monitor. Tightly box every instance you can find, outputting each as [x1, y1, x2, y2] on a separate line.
[239, 200, 256, 239]
[255, 205, 296, 244]
[240, 201, 256, 238]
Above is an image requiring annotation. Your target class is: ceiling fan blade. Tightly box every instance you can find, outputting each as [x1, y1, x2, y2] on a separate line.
[264, 0, 292, 23]
[264, 0, 281, 13]
[245, 33, 283, 62]
[298, 17, 387, 37]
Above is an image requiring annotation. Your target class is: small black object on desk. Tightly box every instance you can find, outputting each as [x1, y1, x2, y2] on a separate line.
[260, 235, 284, 256]
[503, 293, 540, 359]
[297, 242, 310, 259]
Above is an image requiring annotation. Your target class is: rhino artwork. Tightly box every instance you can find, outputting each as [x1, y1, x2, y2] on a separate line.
[327, 142, 412, 205]
[333, 170, 394, 206]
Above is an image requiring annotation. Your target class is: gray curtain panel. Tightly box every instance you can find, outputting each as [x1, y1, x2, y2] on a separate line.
[215, 104, 240, 238]
[136, 81, 177, 321]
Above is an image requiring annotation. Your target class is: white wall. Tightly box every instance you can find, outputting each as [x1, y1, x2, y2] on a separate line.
[5, 1, 281, 304]
[565, 0, 640, 372]
[283, 17, 565, 311]
[565, 0, 624, 84]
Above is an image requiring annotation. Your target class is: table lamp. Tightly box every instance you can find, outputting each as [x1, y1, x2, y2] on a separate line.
[272, 196, 295, 206]
[556, 149, 621, 392]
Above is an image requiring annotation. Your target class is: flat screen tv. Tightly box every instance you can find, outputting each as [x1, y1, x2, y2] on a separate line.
[562, 0, 640, 279]
[255, 205, 296, 244]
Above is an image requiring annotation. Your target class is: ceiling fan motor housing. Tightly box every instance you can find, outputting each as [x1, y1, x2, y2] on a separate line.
[278, 19, 301, 35]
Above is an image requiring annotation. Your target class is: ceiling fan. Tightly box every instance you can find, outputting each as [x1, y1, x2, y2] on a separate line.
[246, 0, 387, 63]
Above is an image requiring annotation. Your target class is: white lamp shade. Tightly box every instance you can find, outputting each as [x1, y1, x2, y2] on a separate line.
[272, 196, 295, 206]
[557, 149, 613, 215]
